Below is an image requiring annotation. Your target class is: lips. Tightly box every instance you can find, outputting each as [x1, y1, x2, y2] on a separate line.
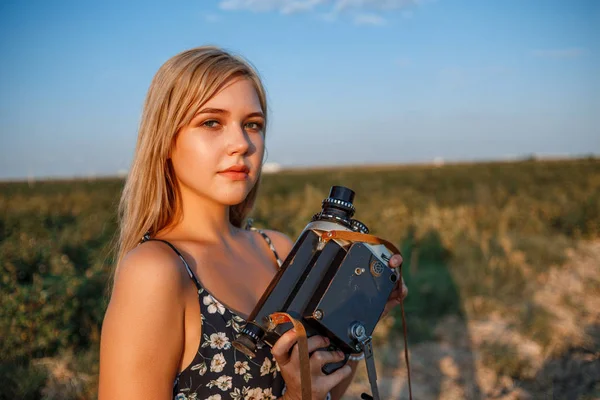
[220, 165, 249, 173]
[218, 164, 250, 181]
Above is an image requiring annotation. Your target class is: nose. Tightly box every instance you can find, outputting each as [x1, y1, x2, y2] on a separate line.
[226, 124, 251, 155]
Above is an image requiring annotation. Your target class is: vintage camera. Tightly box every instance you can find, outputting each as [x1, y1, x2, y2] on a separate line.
[233, 186, 404, 399]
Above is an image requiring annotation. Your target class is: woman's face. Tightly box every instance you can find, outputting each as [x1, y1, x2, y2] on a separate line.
[170, 77, 265, 207]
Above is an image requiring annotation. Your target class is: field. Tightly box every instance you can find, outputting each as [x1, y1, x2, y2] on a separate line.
[1, 158, 599, 399]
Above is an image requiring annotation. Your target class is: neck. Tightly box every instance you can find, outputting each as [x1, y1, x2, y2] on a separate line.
[159, 184, 241, 244]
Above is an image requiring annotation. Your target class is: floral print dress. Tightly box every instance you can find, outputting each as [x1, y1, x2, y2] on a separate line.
[173, 286, 286, 400]
[141, 227, 287, 400]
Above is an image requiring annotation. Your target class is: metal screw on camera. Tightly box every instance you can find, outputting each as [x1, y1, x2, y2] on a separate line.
[350, 323, 368, 352]
[313, 309, 323, 320]
[351, 323, 366, 339]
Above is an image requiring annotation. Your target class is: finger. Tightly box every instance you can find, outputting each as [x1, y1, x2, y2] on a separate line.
[388, 279, 403, 298]
[284, 334, 330, 369]
[319, 364, 353, 388]
[401, 281, 409, 299]
[310, 349, 346, 373]
[271, 329, 298, 366]
[389, 253, 403, 268]
[306, 335, 330, 353]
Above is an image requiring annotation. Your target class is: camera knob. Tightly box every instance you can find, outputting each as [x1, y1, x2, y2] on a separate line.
[351, 219, 369, 234]
[349, 322, 367, 341]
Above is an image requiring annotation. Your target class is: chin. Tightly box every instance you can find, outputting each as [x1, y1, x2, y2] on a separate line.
[216, 185, 254, 206]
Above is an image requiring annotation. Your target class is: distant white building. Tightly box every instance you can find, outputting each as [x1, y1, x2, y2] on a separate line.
[262, 162, 283, 174]
[433, 157, 445, 167]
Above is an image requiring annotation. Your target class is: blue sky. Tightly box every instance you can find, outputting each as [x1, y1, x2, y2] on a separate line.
[0, 0, 598, 179]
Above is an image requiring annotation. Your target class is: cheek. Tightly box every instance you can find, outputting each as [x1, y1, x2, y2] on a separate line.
[171, 133, 217, 180]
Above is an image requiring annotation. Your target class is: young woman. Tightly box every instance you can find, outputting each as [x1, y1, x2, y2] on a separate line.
[98, 46, 407, 400]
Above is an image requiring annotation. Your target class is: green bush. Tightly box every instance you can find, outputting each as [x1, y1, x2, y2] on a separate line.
[1, 158, 599, 397]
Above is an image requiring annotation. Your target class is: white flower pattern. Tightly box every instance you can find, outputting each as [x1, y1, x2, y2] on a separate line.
[244, 387, 263, 400]
[216, 375, 232, 391]
[210, 353, 226, 373]
[234, 361, 250, 375]
[262, 388, 277, 400]
[203, 294, 226, 315]
[260, 357, 271, 376]
[209, 332, 230, 349]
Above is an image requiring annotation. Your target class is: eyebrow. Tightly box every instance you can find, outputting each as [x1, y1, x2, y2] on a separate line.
[196, 108, 265, 119]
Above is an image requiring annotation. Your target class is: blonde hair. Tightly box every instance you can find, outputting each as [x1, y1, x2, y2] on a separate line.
[113, 45, 268, 273]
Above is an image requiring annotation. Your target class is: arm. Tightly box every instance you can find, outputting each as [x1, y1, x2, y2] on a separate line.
[98, 243, 187, 400]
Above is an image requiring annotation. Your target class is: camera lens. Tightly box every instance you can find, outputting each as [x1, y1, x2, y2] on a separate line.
[232, 323, 264, 359]
[323, 186, 355, 217]
[312, 185, 359, 228]
[329, 186, 355, 204]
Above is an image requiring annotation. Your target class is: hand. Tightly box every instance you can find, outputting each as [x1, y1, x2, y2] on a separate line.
[272, 330, 352, 400]
[381, 253, 408, 320]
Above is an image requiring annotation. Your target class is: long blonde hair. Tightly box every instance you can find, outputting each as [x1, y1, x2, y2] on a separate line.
[114, 46, 268, 274]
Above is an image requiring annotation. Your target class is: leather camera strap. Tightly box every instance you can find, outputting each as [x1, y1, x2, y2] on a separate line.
[321, 230, 401, 254]
[321, 230, 413, 400]
[268, 312, 312, 400]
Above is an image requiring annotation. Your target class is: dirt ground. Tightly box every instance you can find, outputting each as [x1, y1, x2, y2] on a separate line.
[343, 241, 600, 400]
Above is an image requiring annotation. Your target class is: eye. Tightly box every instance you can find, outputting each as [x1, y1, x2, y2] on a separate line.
[245, 121, 264, 132]
[202, 119, 221, 128]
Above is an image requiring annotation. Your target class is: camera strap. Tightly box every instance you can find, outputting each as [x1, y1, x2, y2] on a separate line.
[321, 230, 413, 400]
[268, 312, 313, 400]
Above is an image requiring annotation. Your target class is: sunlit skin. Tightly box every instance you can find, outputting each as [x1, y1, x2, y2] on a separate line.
[99, 76, 407, 400]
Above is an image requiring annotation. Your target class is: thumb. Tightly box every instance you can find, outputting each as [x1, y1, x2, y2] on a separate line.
[271, 329, 298, 367]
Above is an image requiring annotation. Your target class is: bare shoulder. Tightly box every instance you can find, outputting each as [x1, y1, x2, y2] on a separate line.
[105, 240, 190, 330]
[112, 240, 189, 296]
[261, 229, 295, 259]
[99, 240, 189, 398]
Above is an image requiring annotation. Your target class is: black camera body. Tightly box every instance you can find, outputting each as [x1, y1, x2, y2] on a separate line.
[233, 186, 399, 375]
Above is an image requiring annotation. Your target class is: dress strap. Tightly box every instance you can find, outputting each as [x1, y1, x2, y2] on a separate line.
[245, 219, 284, 268]
[140, 232, 202, 291]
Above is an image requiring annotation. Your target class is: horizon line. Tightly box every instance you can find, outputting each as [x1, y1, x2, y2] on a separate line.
[1, 153, 598, 184]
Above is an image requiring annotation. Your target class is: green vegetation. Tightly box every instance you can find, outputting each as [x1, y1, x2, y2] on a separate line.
[1, 158, 599, 399]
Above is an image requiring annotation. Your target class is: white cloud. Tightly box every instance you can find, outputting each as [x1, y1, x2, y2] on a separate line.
[219, 0, 326, 13]
[218, 0, 425, 26]
[531, 47, 588, 59]
[282, 0, 326, 13]
[353, 12, 386, 25]
[334, 0, 417, 12]
[218, 0, 418, 14]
